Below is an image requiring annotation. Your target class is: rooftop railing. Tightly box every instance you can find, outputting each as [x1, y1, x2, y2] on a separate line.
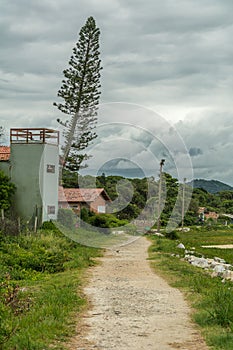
[10, 128, 59, 145]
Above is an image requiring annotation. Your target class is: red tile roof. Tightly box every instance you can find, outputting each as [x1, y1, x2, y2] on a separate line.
[0, 146, 10, 161]
[58, 187, 111, 203]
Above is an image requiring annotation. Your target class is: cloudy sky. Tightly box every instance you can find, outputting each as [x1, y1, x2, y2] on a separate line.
[1, 0, 233, 185]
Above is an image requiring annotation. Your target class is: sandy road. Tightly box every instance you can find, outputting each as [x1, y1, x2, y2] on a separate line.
[67, 236, 209, 350]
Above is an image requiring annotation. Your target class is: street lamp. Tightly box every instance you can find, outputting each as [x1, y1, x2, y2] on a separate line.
[157, 159, 165, 232]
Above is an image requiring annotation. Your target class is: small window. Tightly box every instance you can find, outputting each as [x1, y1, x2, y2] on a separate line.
[47, 164, 55, 173]
[98, 205, 105, 213]
[47, 205, 56, 214]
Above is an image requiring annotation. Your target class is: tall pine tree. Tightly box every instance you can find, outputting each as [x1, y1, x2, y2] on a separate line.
[54, 16, 102, 172]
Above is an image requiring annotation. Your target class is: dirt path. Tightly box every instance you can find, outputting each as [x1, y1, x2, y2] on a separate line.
[68, 237, 209, 350]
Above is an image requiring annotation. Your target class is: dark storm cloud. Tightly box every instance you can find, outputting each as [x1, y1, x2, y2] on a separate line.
[189, 147, 203, 157]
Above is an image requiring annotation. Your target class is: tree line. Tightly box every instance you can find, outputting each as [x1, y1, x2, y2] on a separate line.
[62, 170, 233, 227]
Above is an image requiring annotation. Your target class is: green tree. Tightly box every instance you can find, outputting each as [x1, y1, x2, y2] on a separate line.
[54, 16, 102, 172]
[0, 170, 16, 211]
[161, 173, 179, 223]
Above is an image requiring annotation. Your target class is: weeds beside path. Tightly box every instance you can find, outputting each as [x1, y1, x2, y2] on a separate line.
[67, 236, 208, 350]
[0, 228, 102, 350]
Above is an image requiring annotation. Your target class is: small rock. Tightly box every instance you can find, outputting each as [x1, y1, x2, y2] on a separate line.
[153, 232, 164, 237]
[213, 264, 225, 276]
[223, 270, 233, 280]
[177, 243, 185, 249]
[191, 257, 209, 269]
[214, 257, 226, 264]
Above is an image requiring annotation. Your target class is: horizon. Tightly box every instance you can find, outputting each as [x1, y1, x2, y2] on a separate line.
[79, 168, 233, 188]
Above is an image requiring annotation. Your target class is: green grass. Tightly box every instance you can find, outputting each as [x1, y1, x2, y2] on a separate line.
[179, 226, 233, 264]
[58, 223, 138, 249]
[4, 272, 86, 349]
[0, 227, 102, 349]
[148, 227, 233, 350]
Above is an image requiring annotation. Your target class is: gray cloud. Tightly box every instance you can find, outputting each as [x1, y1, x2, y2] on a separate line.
[176, 111, 233, 185]
[0, 0, 232, 183]
[189, 147, 203, 157]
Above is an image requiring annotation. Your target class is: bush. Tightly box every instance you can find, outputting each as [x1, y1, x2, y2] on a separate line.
[57, 208, 76, 229]
[0, 217, 20, 236]
[0, 171, 16, 211]
[0, 234, 70, 275]
[80, 207, 91, 222]
[88, 213, 128, 228]
[41, 221, 57, 231]
[164, 230, 179, 240]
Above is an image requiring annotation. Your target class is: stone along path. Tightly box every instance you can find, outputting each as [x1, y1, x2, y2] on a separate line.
[67, 237, 209, 350]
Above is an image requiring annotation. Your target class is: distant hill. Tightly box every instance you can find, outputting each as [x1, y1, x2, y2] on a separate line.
[188, 179, 233, 194]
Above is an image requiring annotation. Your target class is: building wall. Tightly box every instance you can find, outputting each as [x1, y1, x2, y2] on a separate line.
[90, 195, 107, 213]
[10, 143, 43, 223]
[10, 143, 59, 224]
[205, 212, 219, 220]
[59, 196, 107, 214]
[39, 144, 59, 222]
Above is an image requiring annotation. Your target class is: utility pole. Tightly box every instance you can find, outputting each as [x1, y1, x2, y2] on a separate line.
[157, 159, 165, 232]
[181, 177, 186, 231]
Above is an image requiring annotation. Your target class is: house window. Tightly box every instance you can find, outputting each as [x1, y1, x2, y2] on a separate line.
[97, 205, 105, 213]
[48, 205, 56, 214]
[47, 164, 55, 173]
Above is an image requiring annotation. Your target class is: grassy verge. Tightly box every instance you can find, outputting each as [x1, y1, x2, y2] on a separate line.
[0, 225, 102, 350]
[148, 226, 233, 350]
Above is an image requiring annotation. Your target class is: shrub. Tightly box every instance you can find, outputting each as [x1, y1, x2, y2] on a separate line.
[57, 208, 76, 229]
[88, 213, 128, 228]
[165, 230, 179, 240]
[0, 217, 20, 236]
[0, 171, 16, 211]
[0, 236, 70, 275]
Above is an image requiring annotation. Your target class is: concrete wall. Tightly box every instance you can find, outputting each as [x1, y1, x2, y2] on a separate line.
[10, 143, 59, 224]
[39, 144, 59, 222]
[10, 143, 43, 223]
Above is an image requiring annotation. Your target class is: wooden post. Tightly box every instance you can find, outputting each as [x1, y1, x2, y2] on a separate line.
[18, 217, 21, 233]
[34, 216, 38, 233]
[1, 209, 4, 221]
[181, 178, 186, 231]
[157, 159, 165, 233]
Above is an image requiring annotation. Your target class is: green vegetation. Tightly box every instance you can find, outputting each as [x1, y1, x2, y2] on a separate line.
[0, 224, 102, 349]
[189, 179, 233, 194]
[148, 226, 233, 350]
[80, 208, 129, 228]
[0, 171, 17, 235]
[56, 209, 137, 248]
[0, 170, 15, 211]
[62, 172, 156, 221]
[192, 188, 233, 215]
[62, 171, 233, 228]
